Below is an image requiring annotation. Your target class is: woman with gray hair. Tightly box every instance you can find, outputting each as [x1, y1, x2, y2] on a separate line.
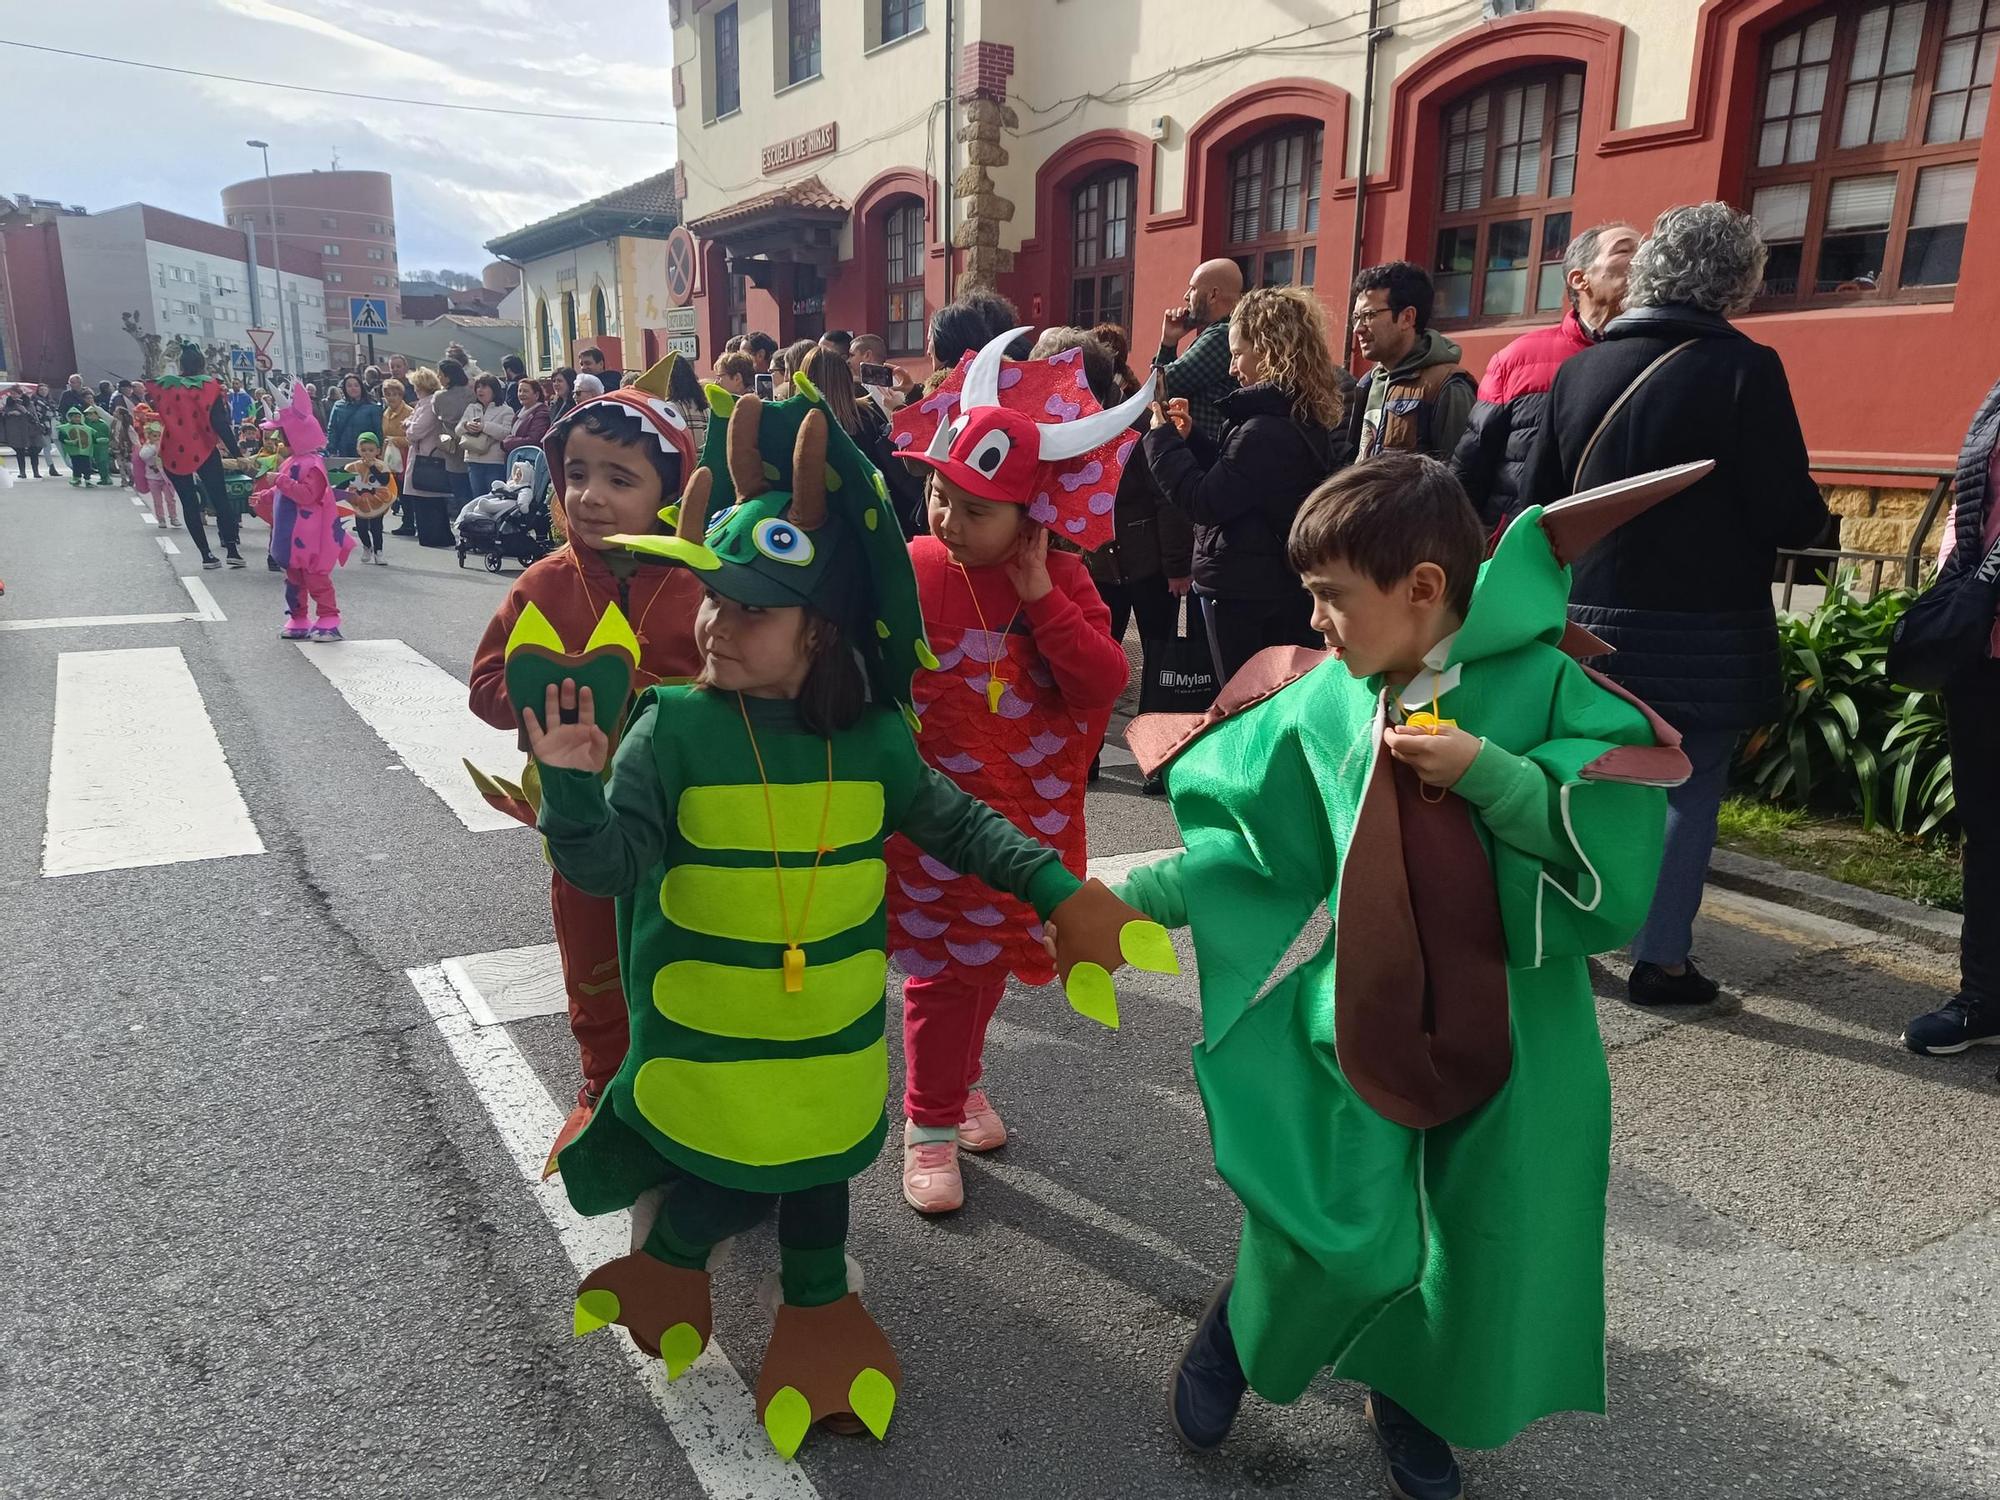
[1518, 200, 1830, 1007]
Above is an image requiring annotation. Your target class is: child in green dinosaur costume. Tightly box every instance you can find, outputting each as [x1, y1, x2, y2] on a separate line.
[1119, 452, 1703, 1499]
[81, 405, 115, 487]
[59, 411, 95, 487]
[524, 376, 1175, 1462]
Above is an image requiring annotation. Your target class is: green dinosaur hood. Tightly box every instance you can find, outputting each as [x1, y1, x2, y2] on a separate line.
[607, 374, 932, 722]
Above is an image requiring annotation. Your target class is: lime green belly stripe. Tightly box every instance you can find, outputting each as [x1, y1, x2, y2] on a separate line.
[632, 1040, 889, 1167]
[654, 950, 887, 1041]
[662, 860, 886, 943]
[677, 782, 885, 852]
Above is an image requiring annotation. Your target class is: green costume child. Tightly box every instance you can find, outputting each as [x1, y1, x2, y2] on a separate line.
[1121, 456, 1703, 1470]
[530, 378, 1174, 1460]
[81, 405, 114, 487]
[59, 414, 94, 486]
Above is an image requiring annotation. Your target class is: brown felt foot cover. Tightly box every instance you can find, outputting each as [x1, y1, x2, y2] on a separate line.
[754, 1294, 903, 1460]
[572, 1254, 713, 1376]
[541, 1100, 595, 1181]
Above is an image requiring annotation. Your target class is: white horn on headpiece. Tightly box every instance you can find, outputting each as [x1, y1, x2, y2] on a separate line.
[1036, 370, 1157, 462]
[962, 325, 1029, 412]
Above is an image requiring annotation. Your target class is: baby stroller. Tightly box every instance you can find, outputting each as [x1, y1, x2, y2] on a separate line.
[455, 445, 553, 574]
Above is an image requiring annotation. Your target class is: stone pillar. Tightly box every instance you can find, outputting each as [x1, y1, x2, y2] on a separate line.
[954, 43, 1018, 294]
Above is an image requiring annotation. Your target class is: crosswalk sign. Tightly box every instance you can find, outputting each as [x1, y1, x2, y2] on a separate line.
[348, 297, 389, 334]
[229, 348, 256, 374]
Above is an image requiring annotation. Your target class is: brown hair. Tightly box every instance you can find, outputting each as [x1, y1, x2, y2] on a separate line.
[473, 373, 505, 404]
[696, 608, 867, 736]
[1287, 452, 1484, 617]
[1232, 286, 1346, 430]
[715, 351, 755, 384]
[798, 346, 864, 436]
[516, 378, 545, 405]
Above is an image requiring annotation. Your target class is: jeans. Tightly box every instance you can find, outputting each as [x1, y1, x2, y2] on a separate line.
[1630, 728, 1739, 966]
[13, 448, 39, 477]
[467, 461, 506, 498]
[1199, 588, 1321, 684]
[171, 451, 239, 560]
[68, 454, 93, 482]
[355, 515, 385, 552]
[1946, 659, 2000, 1007]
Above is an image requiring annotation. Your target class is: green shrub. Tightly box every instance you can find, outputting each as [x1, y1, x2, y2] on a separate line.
[1734, 580, 1957, 841]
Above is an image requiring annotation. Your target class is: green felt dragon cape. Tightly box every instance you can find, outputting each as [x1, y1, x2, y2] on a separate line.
[1124, 464, 1704, 1449]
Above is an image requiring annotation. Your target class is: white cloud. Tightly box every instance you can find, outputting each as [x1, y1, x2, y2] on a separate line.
[4, 0, 674, 270]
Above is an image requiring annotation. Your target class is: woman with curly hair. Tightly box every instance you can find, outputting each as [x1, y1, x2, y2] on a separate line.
[1141, 285, 1350, 682]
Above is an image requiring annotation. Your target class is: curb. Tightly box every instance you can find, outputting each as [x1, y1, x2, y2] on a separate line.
[1705, 847, 1961, 957]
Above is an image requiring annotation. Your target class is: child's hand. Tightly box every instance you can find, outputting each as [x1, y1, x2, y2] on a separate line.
[1005, 523, 1054, 604]
[1382, 722, 1480, 789]
[522, 679, 609, 774]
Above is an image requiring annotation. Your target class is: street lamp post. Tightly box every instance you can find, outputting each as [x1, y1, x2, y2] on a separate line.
[246, 140, 291, 385]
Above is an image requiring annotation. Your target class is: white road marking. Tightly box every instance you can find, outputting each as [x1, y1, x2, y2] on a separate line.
[129, 494, 146, 507]
[1085, 844, 1179, 885]
[295, 639, 523, 832]
[0, 575, 228, 632]
[1096, 742, 1137, 769]
[179, 575, 225, 621]
[443, 944, 564, 1026]
[137, 510, 158, 526]
[43, 647, 264, 876]
[156, 536, 180, 556]
[408, 963, 821, 1500]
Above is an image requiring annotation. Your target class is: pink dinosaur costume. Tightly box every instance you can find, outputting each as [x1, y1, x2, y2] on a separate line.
[263, 383, 355, 639]
[884, 329, 1153, 1138]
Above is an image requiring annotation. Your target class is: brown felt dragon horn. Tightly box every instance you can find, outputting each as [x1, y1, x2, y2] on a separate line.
[727, 393, 769, 500]
[674, 467, 714, 541]
[788, 409, 829, 531]
[1538, 460, 1715, 566]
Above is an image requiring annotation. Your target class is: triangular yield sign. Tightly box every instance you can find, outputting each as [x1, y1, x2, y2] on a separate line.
[247, 327, 275, 356]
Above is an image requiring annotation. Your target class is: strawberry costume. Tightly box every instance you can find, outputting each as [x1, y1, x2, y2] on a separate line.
[884, 329, 1154, 1183]
[145, 359, 244, 567]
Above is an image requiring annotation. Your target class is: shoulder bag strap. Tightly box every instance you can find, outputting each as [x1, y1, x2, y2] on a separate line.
[1572, 339, 1698, 491]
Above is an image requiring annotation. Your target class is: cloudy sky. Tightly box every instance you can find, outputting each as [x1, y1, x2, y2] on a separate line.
[2, 0, 676, 273]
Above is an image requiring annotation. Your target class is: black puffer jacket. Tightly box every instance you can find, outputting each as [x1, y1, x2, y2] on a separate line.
[1142, 382, 1345, 599]
[1517, 305, 1831, 733]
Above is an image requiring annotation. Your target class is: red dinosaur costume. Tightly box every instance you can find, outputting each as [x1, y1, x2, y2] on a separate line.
[885, 330, 1154, 1134]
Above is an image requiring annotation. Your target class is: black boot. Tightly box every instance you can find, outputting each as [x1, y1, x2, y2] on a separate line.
[1626, 958, 1720, 1006]
[1365, 1391, 1462, 1500]
[1168, 1279, 1246, 1452]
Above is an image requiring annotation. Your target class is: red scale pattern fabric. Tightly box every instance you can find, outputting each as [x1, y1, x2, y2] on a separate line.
[886, 546, 1112, 987]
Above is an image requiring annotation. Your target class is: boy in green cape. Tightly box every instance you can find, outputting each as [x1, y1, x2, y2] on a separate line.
[1118, 452, 1701, 1499]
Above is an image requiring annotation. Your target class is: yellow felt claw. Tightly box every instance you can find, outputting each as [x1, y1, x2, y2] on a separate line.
[659, 1321, 704, 1381]
[464, 759, 536, 827]
[703, 382, 737, 418]
[763, 1386, 812, 1461]
[505, 599, 565, 659]
[584, 600, 641, 662]
[1118, 920, 1180, 976]
[849, 1367, 896, 1440]
[573, 1288, 620, 1336]
[1065, 962, 1119, 1029]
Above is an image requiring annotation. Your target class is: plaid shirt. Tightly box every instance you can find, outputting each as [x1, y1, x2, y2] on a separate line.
[1152, 317, 1236, 444]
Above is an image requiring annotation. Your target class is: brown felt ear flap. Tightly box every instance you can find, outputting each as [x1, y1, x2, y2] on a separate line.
[727, 394, 768, 500]
[675, 467, 714, 541]
[1538, 460, 1714, 566]
[789, 409, 828, 531]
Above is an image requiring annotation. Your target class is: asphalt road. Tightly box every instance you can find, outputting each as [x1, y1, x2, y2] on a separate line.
[2, 473, 1997, 1500]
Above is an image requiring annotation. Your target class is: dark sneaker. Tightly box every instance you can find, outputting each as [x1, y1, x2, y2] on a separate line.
[201, 556, 222, 571]
[1168, 1279, 1247, 1452]
[225, 550, 246, 569]
[1365, 1391, 1463, 1500]
[1627, 959, 1720, 1007]
[1903, 995, 2000, 1056]
[1142, 774, 1166, 797]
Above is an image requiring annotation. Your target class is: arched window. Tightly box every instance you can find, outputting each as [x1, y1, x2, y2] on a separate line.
[1431, 68, 1584, 322]
[591, 285, 610, 336]
[1067, 166, 1136, 331]
[562, 291, 578, 351]
[1223, 122, 1324, 288]
[535, 297, 553, 371]
[883, 199, 926, 356]
[1746, 0, 1992, 305]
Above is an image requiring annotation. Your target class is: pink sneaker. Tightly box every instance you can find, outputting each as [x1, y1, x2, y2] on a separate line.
[901, 1121, 964, 1214]
[957, 1089, 1007, 1153]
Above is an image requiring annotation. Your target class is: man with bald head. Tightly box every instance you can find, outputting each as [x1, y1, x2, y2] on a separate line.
[1152, 257, 1244, 443]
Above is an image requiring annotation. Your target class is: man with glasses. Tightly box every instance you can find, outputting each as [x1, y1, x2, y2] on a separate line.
[1345, 262, 1474, 463]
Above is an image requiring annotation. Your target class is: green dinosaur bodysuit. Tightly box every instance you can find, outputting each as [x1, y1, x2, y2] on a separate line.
[1121, 474, 1697, 1449]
